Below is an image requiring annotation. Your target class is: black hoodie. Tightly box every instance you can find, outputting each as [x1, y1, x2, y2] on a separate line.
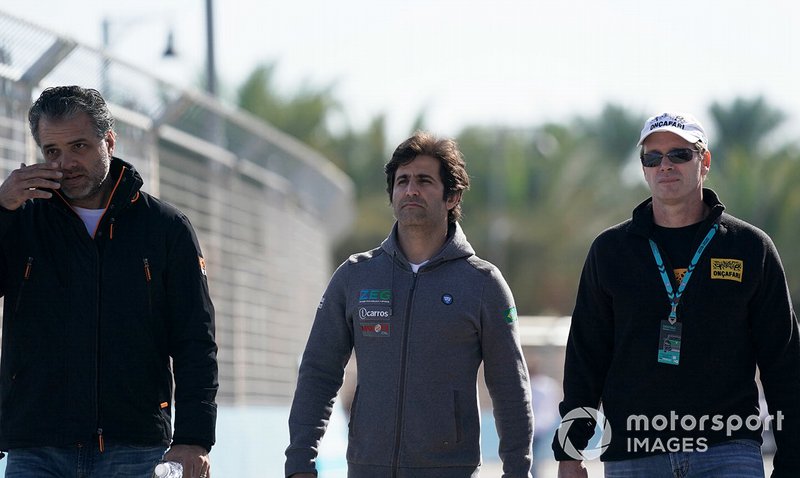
[554, 189, 800, 477]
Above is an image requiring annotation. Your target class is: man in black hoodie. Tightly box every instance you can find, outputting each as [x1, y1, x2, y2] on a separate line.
[554, 113, 800, 478]
[0, 86, 217, 478]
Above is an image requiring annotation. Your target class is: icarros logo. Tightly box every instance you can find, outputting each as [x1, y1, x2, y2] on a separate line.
[557, 407, 612, 460]
[358, 307, 390, 320]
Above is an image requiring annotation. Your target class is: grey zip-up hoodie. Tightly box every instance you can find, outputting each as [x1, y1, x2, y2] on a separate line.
[286, 223, 533, 478]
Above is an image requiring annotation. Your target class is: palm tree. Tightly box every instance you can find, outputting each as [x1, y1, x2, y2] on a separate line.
[708, 96, 785, 165]
[237, 63, 340, 153]
[575, 104, 644, 166]
[706, 97, 800, 306]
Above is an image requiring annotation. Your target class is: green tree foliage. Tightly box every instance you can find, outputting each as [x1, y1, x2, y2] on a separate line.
[576, 104, 644, 165]
[237, 63, 395, 260]
[327, 115, 395, 258]
[237, 63, 339, 153]
[235, 65, 800, 314]
[456, 111, 648, 314]
[709, 96, 786, 164]
[704, 96, 800, 302]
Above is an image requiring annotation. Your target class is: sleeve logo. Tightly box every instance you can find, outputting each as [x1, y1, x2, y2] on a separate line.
[503, 306, 518, 324]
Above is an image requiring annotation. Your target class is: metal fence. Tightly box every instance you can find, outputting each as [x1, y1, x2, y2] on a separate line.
[0, 10, 355, 405]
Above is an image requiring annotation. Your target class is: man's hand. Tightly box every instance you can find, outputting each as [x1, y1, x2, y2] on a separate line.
[0, 162, 62, 211]
[164, 444, 211, 478]
[558, 460, 588, 478]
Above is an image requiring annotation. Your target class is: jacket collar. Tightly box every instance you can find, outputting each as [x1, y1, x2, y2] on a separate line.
[105, 157, 144, 209]
[380, 221, 475, 270]
[49, 157, 143, 212]
[628, 187, 725, 238]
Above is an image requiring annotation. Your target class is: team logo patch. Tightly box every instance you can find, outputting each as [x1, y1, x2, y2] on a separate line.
[358, 306, 391, 321]
[710, 258, 743, 282]
[198, 257, 207, 276]
[361, 323, 391, 337]
[358, 289, 391, 303]
[503, 306, 518, 324]
[442, 294, 453, 305]
[318, 296, 326, 310]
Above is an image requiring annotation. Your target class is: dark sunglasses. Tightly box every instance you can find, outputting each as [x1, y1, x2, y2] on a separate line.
[640, 148, 700, 167]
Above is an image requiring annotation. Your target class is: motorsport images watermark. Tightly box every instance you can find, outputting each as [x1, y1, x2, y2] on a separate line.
[557, 407, 612, 460]
[626, 411, 784, 453]
[558, 408, 784, 459]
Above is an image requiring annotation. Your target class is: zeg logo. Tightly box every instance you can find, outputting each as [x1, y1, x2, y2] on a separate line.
[359, 289, 391, 302]
[359, 307, 390, 320]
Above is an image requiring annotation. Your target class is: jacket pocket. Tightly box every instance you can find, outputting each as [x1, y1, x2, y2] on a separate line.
[399, 387, 481, 467]
[348, 386, 360, 439]
[4, 257, 39, 376]
[12, 257, 34, 317]
[139, 256, 166, 356]
[404, 388, 459, 451]
[454, 390, 463, 444]
[1, 371, 20, 417]
[157, 400, 173, 439]
[0, 362, 64, 441]
[143, 257, 153, 313]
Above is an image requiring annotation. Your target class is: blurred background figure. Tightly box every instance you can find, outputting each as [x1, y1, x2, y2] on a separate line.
[529, 355, 561, 478]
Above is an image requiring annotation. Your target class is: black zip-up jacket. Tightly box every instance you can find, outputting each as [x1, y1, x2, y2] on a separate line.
[0, 158, 218, 451]
[553, 189, 800, 477]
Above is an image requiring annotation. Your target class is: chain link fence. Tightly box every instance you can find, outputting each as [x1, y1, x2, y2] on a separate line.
[0, 10, 355, 405]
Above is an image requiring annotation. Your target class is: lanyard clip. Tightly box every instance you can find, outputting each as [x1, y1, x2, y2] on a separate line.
[669, 305, 678, 325]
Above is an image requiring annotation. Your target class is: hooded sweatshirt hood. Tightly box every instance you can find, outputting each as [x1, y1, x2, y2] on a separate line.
[379, 222, 475, 270]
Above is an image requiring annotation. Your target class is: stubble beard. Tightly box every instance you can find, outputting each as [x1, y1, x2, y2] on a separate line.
[62, 155, 111, 205]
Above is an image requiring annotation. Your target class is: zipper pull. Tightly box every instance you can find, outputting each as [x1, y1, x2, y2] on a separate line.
[97, 428, 105, 453]
[143, 258, 152, 282]
[109, 218, 115, 240]
[23, 257, 33, 280]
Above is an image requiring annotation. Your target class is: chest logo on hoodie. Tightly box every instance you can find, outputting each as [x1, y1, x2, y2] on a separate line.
[360, 322, 391, 337]
[442, 294, 453, 305]
[710, 258, 743, 282]
[359, 306, 391, 320]
[358, 289, 391, 303]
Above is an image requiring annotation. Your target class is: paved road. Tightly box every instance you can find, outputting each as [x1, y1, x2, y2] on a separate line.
[481, 454, 774, 477]
[480, 458, 602, 477]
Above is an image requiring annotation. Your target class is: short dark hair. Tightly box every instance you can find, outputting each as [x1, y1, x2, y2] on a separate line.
[28, 86, 114, 146]
[385, 131, 470, 224]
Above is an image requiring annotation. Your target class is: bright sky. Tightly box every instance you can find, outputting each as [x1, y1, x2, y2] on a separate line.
[3, 0, 800, 145]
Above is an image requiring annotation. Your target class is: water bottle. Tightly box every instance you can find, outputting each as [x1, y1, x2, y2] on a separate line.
[152, 461, 183, 478]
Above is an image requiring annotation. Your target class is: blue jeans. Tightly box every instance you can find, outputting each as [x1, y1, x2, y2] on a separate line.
[5, 444, 167, 478]
[604, 439, 764, 478]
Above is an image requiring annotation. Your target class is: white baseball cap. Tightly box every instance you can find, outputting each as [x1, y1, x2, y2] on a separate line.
[638, 112, 708, 147]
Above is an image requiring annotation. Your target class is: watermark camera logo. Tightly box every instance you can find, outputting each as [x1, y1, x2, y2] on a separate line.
[557, 407, 612, 460]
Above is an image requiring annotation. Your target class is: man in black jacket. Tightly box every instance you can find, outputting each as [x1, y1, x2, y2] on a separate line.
[554, 113, 800, 478]
[0, 86, 218, 478]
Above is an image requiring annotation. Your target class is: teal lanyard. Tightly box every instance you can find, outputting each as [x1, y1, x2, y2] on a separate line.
[648, 224, 718, 325]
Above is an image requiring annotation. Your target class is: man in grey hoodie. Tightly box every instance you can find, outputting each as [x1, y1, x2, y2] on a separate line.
[285, 131, 534, 478]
